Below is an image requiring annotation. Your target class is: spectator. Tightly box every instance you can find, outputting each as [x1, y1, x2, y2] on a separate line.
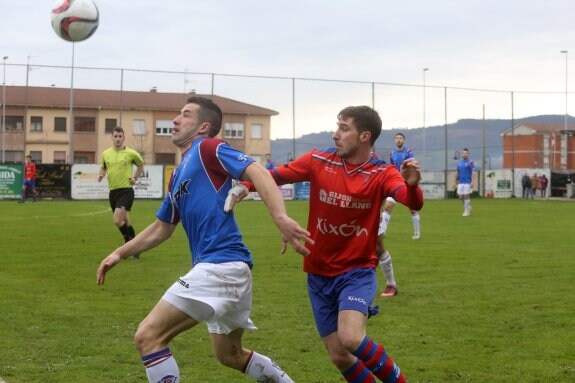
[539, 174, 549, 198]
[521, 173, 532, 199]
[530, 173, 539, 199]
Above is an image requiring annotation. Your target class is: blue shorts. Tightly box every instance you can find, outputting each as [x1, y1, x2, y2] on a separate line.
[307, 267, 377, 338]
[23, 179, 36, 188]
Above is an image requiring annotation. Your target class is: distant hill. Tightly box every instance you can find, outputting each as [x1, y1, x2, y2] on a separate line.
[271, 114, 575, 170]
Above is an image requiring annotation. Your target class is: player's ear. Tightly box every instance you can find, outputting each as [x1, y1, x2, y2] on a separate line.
[360, 131, 371, 143]
[199, 123, 210, 134]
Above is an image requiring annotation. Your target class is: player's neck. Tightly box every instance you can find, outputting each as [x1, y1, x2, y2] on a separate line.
[342, 151, 371, 166]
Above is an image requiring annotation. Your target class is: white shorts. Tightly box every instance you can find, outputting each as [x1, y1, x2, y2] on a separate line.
[457, 183, 472, 196]
[162, 261, 257, 335]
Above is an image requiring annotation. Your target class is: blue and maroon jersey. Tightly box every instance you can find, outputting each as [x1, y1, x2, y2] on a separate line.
[390, 147, 414, 171]
[156, 137, 254, 267]
[250, 148, 423, 277]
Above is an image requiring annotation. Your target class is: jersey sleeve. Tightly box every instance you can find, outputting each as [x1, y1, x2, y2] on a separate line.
[156, 192, 180, 225]
[385, 167, 424, 211]
[200, 139, 254, 181]
[270, 151, 313, 185]
[132, 149, 144, 166]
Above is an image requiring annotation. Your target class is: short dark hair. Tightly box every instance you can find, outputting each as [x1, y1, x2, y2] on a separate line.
[187, 96, 223, 138]
[337, 105, 382, 145]
[113, 126, 124, 135]
[26, 155, 32, 159]
[395, 132, 405, 139]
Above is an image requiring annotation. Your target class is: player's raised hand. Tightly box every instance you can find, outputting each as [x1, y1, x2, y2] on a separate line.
[224, 183, 249, 213]
[400, 158, 422, 186]
[275, 215, 314, 256]
[96, 252, 122, 285]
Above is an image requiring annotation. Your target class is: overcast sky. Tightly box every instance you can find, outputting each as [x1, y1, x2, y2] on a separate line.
[2, 0, 575, 139]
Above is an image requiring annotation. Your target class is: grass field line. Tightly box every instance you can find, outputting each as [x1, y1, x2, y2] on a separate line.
[0, 205, 110, 221]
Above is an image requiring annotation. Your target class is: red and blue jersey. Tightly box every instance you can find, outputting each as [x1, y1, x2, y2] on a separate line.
[390, 147, 414, 171]
[25, 162, 37, 181]
[156, 137, 254, 267]
[260, 148, 423, 277]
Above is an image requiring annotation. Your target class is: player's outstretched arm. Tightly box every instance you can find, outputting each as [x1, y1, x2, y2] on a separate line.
[241, 163, 313, 256]
[96, 219, 176, 285]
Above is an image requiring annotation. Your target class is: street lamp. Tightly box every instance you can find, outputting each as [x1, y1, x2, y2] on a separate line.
[2, 55, 8, 164]
[561, 51, 568, 131]
[560, 50, 568, 169]
[422, 68, 429, 159]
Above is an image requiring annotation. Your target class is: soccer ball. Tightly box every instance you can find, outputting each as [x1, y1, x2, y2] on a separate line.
[50, 0, 99, 42]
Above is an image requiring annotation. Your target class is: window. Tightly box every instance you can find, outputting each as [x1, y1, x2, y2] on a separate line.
[4, 151, 24, 164]
[74, 151, 95, 164]
[54, 151, 67, 164]
[105, 118, 117, 133]
[155, 153, 176, 165]
[155, 120, 173, 136]
[54, 117, 67, 132]
[133, 119, 146, 136]
[30, 151, 42, 164]
[5, 116, 24, 131]
[74, 117, 96, 132]
[251, 123, 263, 139]
[30, 116, 43, 132]
[224, 123, 244, 139]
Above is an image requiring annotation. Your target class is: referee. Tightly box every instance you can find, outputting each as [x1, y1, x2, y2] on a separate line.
[98, 126, 144, 258]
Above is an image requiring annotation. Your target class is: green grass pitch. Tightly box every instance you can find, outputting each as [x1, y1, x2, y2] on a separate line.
[0, 198, 574, 382]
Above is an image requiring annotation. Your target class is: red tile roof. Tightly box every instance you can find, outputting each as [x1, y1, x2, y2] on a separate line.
[4, 86, 278, 116]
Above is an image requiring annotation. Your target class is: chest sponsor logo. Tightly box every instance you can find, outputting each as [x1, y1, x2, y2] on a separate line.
[316, 217, 368, 237]
[173, 179, 191, 202]
[319, 188, 372, 209]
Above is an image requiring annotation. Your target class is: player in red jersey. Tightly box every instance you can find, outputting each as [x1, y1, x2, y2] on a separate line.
[226, 105, 423, 383]
[19, 155, 38, 203]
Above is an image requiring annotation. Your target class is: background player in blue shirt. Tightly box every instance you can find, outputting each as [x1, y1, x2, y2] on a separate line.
[456, 147, 475, 216]
[265, 153, 276, 170]
[97, 96, 312, 383]
[378, 133, 422, 298]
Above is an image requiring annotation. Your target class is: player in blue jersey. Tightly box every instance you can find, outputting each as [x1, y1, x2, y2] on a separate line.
[380, 133, 421, 240]
[96, 96, 312, 383]
[377, 133, 421, 298]
[456, 147, 475, 216]
[265, 153, 276, 170]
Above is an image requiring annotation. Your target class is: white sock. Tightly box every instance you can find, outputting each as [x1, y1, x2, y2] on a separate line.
[381, 211, 391, 235]
[464, 200, 471, 211]
[378, 250, 396, 287]
[143, 348, 179, 383]
[244, 352, 294, 382]
[412, 212, 420, 235]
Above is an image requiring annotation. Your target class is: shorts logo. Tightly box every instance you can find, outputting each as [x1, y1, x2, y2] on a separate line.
[158, 375, 178, 383]
[237, 153, 248, 162]
[347, 295, 367, 305]
[177, 278, 190, 289]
